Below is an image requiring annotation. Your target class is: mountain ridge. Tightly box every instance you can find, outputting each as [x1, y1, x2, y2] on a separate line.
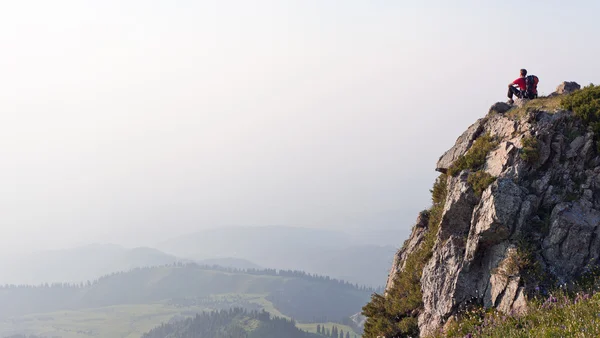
[0, 244, 180, 285]
[155, 226, 396, 287]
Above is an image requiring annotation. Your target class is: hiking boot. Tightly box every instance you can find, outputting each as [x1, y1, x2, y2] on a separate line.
[507, 99, 514, 105]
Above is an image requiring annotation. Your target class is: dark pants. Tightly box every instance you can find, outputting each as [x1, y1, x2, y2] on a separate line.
[508, 86, 522, 99]
[508, 86, 538, 100]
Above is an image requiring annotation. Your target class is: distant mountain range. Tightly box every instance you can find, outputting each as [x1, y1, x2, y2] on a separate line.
[0, 244, 178, 285]
[156, 226, 397, 287]
[0, 244, 258, 285]
[0, 226, 398, 287]
[199, 257, 262, 270]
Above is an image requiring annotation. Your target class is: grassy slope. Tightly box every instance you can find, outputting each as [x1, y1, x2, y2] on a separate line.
[0, 266, 369, 337]
[0, 266, 321, 315]
[0, 295, 362, 338]
[438, 293, 600, 338]
[505, 95, 563, 119]
[2, 265, 371, 323]
[0, 295, 271, 338]
[0, 303, 208, 338]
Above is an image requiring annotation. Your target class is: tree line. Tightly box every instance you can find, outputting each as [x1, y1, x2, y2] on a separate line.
[0, 263, 372, 324]
[0, 262, 380, 294]
[315, 324, 357, 338]
[142, 308, 319, 338]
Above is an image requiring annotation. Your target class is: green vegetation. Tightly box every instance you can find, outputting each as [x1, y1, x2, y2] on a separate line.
[519, 136, 540, 164]
[362, 135, 499, 337]
[448, 134, 498, 177]
[0, 303, 211, 338]
[142, 308, 319, 338]
[0, 266, 371, 338]
[562, 84, 600, 151]
[491, 245, 534, 281]
[506, 95, 563, 120]
[0, 294, 360, 338]
[432, 246, 600, 338]
[298, 322, 359, 338]
[435, 291, 600, 338]
[0, 265, 371, 324]
[467, 171, 496, 197]
[561, 84, 600, 127]
[446, 133, 498, 196]
[308, 323, 358, 337]
[514, 236, 549, 287]
[564, 125, 582, 143]
[362, 174, 448, 338]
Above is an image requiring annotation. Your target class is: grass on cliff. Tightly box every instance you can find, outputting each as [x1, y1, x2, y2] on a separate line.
[562, 84, 600, 151]
[448, 134, 498, 177]
[505, 95, 563, 120]
[434, 268, 600, 338]
[362, 174, 448, 338]
[467, 171, 496, 197]
[519, 136, 540, 164]
[363, 135, 498, 337]
[448, 133, 498, 196]
[561, 84, 600, 123]
[435, 291, 600, 338]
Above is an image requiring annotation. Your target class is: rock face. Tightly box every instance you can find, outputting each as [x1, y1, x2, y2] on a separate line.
[350, 312, 367, 332]
[436, 121, 484, 173]
[384, 83, 600, 337]
[555, 81, 581, 95]
[385, 211, 430, 292]
[488, 102, 512, 115]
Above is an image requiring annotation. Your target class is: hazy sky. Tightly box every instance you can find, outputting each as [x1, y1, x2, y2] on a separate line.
[1, 1, 599, 254]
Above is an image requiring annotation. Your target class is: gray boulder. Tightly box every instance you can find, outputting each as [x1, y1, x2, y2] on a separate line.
[488, 102, 512, 115]
[555, 81, 581, 95]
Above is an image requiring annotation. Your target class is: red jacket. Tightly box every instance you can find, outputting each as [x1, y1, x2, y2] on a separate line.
[512, 76, 539, 94]
[512, 77, 527, 91]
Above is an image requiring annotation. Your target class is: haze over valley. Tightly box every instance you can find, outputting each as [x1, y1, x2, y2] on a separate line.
[3, 1, 600, 337]
[0, 226, 395, 287]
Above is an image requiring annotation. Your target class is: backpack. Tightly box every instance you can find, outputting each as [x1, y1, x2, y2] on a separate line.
[524, 75, 539, 99]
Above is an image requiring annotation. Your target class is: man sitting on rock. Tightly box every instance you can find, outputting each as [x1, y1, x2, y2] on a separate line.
[508, 68, 538, 104]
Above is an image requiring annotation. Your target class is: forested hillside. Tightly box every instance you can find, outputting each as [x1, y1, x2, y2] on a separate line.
[0, 263, 373, 323]
[142, 308, 318, 338]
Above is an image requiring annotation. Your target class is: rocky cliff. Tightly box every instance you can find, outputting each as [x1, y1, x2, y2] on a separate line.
[365, 82, 600, 337]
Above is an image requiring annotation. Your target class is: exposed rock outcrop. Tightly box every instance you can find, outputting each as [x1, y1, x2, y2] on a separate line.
[436, 121, 485, 173]
[385, 211, 430, 292]
[554, 81, 581, 95]
[382, 82, 600, 337]
[488, 102, 512, 115]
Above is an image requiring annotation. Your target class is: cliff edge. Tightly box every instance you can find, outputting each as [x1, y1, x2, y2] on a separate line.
[363, 82, 600, 337]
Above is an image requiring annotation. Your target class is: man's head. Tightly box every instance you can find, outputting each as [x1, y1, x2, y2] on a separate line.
[520, 69, 528, 77]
